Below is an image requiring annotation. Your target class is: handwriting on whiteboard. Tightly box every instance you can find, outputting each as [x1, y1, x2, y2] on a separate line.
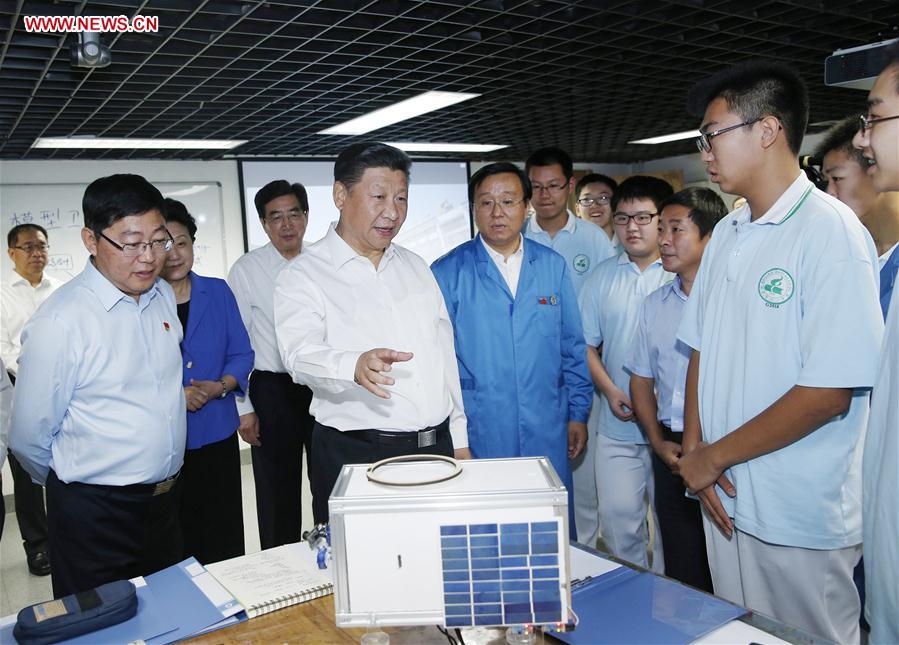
[8, 209, 83, 229]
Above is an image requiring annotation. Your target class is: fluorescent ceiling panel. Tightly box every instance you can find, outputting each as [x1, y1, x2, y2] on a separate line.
[319, 91, 480, 136]
[32, 137, 248, 150]
[628, 130, 700, 145]
[385, 142, 507, 153]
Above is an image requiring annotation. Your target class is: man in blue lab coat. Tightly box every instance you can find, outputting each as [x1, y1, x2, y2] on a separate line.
[432, 162, 593, 538]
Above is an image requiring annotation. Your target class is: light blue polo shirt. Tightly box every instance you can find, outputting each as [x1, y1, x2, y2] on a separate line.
[579, 253, 673, 443]
[678, 173, 884, 550]
[525, 211, 615, 295]
[624, 277, 691, 431]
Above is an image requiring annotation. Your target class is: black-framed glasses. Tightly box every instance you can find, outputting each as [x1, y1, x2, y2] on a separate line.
[576, 195, 611, 207]
[99, 232, 173, 257]
[265, 208, 306, 225]
[858, 113, 899, 132]
[474, 197, 527, 214]
[531, 182, 568, 194]
[11, 243, 49, 254]
[612, 211, 658, 226]
[695, 118, 762, 153]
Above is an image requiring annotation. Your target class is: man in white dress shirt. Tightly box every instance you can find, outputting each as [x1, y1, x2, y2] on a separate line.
[274, 142, 470, 523]
[227, 180, 315, 549]
[1, 223, 63, 576]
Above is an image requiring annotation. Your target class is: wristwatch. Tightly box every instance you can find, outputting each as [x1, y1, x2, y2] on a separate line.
[219, 379, 228, 398]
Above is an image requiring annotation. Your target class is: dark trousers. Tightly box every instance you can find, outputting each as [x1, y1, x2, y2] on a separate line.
[180, 431, 244, 565]
[45, 469, 183, 598]
[7, 450, 48, 557]
[248, 371, 314, 549]
[652, 429, 713, 593]
[310, 420, 454, 524]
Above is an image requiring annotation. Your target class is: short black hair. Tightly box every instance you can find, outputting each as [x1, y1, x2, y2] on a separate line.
[254, 180, 309, 220]
[163, 198, 198, 241]
[813, 116, 867, 168]
[82, 174, 166, 238]
[658, 187, 728, 239]
[525, 147, 573, 181]
[7, 223, 49, 248]
[687, 61, 809, 155]
[611, 175, 674, 212]
[333, 142, 411, 191]
[469, 162, 532, 203]
[575, 173, 618, 200]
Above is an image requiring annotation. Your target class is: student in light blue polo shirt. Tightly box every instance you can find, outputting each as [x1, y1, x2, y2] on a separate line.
[578, 175, 674, 570]
[853, 43, 899, 645]
[524, 147, 615, 297]
[626, 187, 727, 593]
[676, 62, 883, 644]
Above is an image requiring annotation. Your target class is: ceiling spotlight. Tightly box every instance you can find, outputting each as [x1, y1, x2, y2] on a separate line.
[71, 32, 111, 69]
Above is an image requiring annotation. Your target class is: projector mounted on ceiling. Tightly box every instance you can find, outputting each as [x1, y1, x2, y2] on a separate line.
[70, 32, 111, 69]
[825, 37, 898, 90]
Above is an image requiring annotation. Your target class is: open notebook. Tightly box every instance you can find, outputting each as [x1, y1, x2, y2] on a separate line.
[205, 542, 333, 619]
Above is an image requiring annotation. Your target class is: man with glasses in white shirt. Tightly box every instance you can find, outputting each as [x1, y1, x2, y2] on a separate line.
[274, 142, 470, 524]
[1, 223, 62, 577]
[10, 174, 186, 598]
[227, 180, 314, 549]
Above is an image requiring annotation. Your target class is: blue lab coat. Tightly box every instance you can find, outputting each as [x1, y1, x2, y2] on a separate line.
[432, 237, 593, 534]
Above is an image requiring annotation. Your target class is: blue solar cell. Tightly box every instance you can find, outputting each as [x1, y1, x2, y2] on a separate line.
[501, 523, 529, 534]
[441, 537, 468, 549]
[530, 522, 556, 533]
[445, 605, 472, 616]
[442, 559, 470, 571]
[501, 568, 529, 580]
[471, 557, 500, 570]
[470, 524, 498, 534]
[474, 614, 503, 626]
[445, 593, 471, 605]
[446, 616, 471, 627]
[532, 580, 557, 591]
[529, 555, 558, 566]
[501, 543, 528, 556]
[472, 591, 501, 603]
[504, 611, 534, 624]
[470, 535, 498, 547]
[472, 569, 500, 581]
[444, 582, 471, 593]
[500, 556, 528, 567]
[471, 546, 499, 558]
[532, 589, 560, 602]
[531, 533, 557, 546]
[444, 571, 470, 582]
[503, 592, 531, 605]
[501, 580, 530, 592]
[533, 600, 562, 613]
[473, 581, 500, 592]
[441, 548, 469, 561]
[534, 610, 561, 623]
[531, 542, 557, 555]
[441, 525, 468, 536]
[532, 568, 559, 579]
[500, 533, 529, 546]
[473, 603, 502, 615]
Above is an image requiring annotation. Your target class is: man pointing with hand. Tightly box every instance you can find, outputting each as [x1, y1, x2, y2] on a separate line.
[274, 142, 470, 523]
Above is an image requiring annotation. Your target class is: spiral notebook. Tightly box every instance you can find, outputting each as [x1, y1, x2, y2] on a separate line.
[205, 543, 333, 619]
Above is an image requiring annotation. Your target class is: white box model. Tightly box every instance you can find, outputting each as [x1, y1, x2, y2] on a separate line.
[329, 456, 571, 629]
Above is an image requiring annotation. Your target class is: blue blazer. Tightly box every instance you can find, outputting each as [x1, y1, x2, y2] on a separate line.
[181, 272, 254, 450]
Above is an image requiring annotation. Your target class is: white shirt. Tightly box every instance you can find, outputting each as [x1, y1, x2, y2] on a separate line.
[0, 359, 11, 469]
[480, 234, 524, 297]
[678, 173, 883, 549]
[880, 240, 899, 268]
[227, 242, 295, 415]
[273, 224, 468, 449]
[578, 252, 673, 443]
[1, 271, 64, 374]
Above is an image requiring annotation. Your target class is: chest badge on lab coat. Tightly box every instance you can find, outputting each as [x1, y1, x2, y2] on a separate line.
[538, 295, 558, 306]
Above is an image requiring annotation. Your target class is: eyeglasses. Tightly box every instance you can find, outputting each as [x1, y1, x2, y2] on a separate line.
[858, 113, 899, 132]
[576, 195, 611, 207]
[612, 211, 658, 226]
[695, 118, 762, 153]
[11, 243, 50, 254]
[474, 197, 526, 214]
[531, 182, 568, 194]
[265, 208, 306, 225]
[99, 232, 173, 257]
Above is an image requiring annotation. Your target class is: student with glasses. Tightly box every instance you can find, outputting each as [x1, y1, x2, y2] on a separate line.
[1, 223, 63, 578]
[9, 174, 187, 598]
[574, 173, 621, 253]
[227, 180, 315, 550]
[676, 62, 882, 644]
[578, 175, 674, 571]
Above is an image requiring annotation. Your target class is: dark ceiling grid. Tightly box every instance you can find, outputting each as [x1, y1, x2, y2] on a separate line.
[0, 0, 895, 162]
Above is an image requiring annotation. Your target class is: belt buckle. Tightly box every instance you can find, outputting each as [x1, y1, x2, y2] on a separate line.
[153, 475, 176, 496]
[418, 428, 437, 448]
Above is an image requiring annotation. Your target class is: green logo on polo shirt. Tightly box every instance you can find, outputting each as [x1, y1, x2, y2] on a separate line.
[573, 254, 589, 274]
[758, 268, 794, 307]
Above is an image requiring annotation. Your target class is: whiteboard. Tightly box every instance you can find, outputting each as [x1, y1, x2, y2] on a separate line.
[0, 181, 228, 287]
[239, 160, 473, 265]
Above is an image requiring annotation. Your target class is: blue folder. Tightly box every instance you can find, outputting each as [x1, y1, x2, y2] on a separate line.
[554, 566, 747, 644]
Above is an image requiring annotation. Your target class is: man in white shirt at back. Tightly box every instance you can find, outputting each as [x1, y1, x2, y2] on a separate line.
[274, 142, 470, 524]
[1, 223, 62, 577]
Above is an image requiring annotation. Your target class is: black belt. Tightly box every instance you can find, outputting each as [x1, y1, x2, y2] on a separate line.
[659, 423, 683, 444]
[343, 417, 450, 448]
[100, 472, 180, 497]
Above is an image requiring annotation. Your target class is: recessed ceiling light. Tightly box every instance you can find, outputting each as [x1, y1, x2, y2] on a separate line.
[319, 91, 480, 136]
[384, 142, 507, 153]
[628, 130, 700, 145]
[32, 137, 248, 150]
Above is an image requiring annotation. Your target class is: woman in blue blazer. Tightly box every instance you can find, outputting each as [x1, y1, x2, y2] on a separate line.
[162, 199, 254, 565]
